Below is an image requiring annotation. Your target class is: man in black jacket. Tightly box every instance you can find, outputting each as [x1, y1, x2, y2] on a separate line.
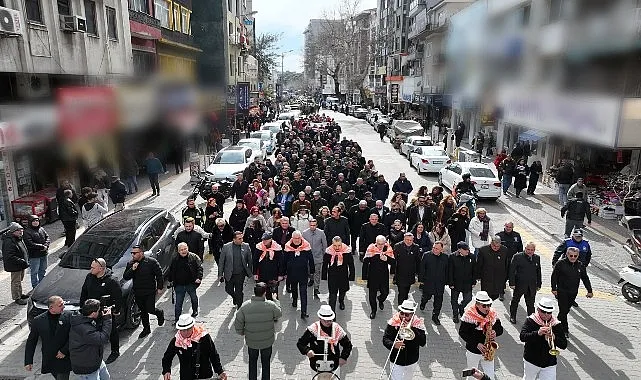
[448, 242, 475, 323]
[23, 215, 50, 288]
[520, 298, 567, 380]
[555, 160, 574, 206]
[162, 314, 227, 380]
[58, 189, 79, 247]
[108, 176, 127, 211]
[419, 242, 449, 325]
[80, 258, 123, 364]
[323, 206, 350, 247]
[561, 192, 591, 237]
[392, 233, 422, 305]
[123, 245, 165, 339]
[348, 201, 370, 250]
[25, 295, 72, 380]
[69, 299, 111, 379]
[358, 213, 387, 262]
[231, 173, 249, 200]
[509, 242, 542, 324]
[175, 218, 206, 260]
[382, 300, 426, 380]
[362, 235, 394, 319]
[2, 222, 29, 304]
[169, 243, 203, 323]
[475, 237, 510, 301]
[406, 196, 433, 231]
[551, 247, 593, 336]
[252, 233, 284, 301]
[495, 222, 523, 301]
[182, 198, 205, 227]
[310, 191, 328, 216]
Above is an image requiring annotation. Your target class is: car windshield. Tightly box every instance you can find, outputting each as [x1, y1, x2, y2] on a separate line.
[59, 231, 135, 269]
[469, 168, 495, 178]
[238, 141, 258, 149]
[414, 139, 433, 146]
[251, 133, 270, 141]
[214, 151, 245, 164]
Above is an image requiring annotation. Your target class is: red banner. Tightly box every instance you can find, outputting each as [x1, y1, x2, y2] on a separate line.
[57, 87, 117, 141]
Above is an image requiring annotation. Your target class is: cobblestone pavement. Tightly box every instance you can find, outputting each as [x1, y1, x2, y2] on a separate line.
[1, 112, 640, 379]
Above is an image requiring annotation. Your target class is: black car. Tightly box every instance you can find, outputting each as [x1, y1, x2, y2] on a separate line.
[27, 208, 180, 329]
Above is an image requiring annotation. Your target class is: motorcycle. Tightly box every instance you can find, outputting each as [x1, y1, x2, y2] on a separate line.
[191, 175, 232, 201]
[618, 265, 641, 303]
[620, 216, 641, 266]
[456, 191, 477, 217]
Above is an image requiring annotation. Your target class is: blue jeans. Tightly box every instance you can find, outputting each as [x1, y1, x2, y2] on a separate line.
[29, 256, 47, 288]
[174, 284, 198, 320]
[502, 174, 513, 193]
[78, 361, 110, 380]
[558, 184, 570, 206]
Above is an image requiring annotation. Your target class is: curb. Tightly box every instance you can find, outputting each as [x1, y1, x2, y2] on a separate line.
[0, 317, 29, 344]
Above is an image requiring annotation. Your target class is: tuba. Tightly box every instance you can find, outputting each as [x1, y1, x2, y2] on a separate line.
[545, 321, 560, 356]
[482, 321, 499, 361]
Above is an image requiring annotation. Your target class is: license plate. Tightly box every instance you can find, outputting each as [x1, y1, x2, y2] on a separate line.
[432, 161, 443, 164]
[481, 184, 489, 189]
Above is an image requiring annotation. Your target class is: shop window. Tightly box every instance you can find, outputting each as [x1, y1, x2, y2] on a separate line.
[130, 0, 148, 14]
[57, 0, 71, 16]
[154, 0, 170, 28]
[84, 0, 97, 35]
[26, 0, 44, 23]
[106, 7, 117, 40]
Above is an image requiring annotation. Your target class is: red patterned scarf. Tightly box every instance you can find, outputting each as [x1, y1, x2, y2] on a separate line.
[307, 321, 346, 354]
[284, 238, 311, 256]
[529, 311, 561, 327]
[461, 304, 497, 330]
[387, 312, 426, 331]
[174, 325, 207, 349]
[256, 241, 282, 262]
[365, 243, 394, 259]
[325, 243, 351, 266]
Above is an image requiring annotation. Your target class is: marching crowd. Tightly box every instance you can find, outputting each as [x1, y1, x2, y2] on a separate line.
[7, 112, 595, 380]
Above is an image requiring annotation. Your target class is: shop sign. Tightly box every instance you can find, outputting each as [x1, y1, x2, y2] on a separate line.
[401, 93, 413, 102]
[481, 112, 496, 126]
[57, 87, 117, 141]
[2, 150, 16, 202]
[419, 95, 427, 103]
[375, 86, 387, 94]
[412, 94, 421, 104]
[236, 82, 250, 115]
[390, 84, 399, 103]
[499, 88, 620, 147]
[227, 85, 236, 105]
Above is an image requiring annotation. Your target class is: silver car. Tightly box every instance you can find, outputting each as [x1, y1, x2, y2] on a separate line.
[205, 146, 260, 182]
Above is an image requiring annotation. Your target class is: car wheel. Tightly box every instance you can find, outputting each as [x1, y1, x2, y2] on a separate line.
[622, 283, 641, 303]
[125, 293, 141, 329]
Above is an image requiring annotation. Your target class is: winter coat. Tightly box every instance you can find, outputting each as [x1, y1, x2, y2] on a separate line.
[218, 242, 253, 281]
[80, 269, 124, 314]
[392, 179, 413, 195]
[520, 317, 567, 368]
[362, 247, 395, 286]
[291, 213, 313, 232]
[272, 226, 295, 247]
[144, 157, 164, 175]
[447, 214, 469, 247]
[475, 244, 510, 296]
[321, 246, 355, 292]
[24, 311, 72, 375]
[414, 232, 433, 254]
[566, 183, 589, 201]
[108, 180, 127, 204]
[244, 214, 267, 231]
[428, 230, 451, 254]
[500, 158, 516, 176]
[561, 198, 591, 223]
[323, 216, 350, 245]
[382, 322, 426, 366]
[459, 316, 504, 355]
[123, 256, 164, 296]
[358, 222, 388, 254]
[388, 228, 405, 246]
[371, 206, 390, 222]
[468, 216, 495, 249]
[437, 203, 457, 225]
[23, 223, 50, 259]
[69, 315, 111, 374]
[252, 246, 284, 282]
[81, 201, 108, 228]
[161, 333, 224, 380]
[420, 252, 449, 294]
[509, 253, 542, 293]
[496, 230, 523, 266]
[555, 164, 574, 185]
[1, 232, 29, 272]
[514, 164, 528, 189]
[372, 181, 390, 201]
[551, 257, 592, 294]
[182, 206, 205, 227]
[348, 206, 370, 235]
[552, 238, 592, 266]
[58, 198, 78, 222]
[235, 296, 282, 349]
[229, 207, 250, 233]
[209, 223, 233, 253]
[383, 211, 406, 230]
[448, 252, 475, 291]
[391, 242, 422, 286]
[283, 243, 315, 281]
[168, 252, 203, 286]
[406, 205, 435, 231]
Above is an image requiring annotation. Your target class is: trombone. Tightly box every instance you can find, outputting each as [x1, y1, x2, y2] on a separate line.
[378, 313, 416, 380]
[545, 321, 560, 356]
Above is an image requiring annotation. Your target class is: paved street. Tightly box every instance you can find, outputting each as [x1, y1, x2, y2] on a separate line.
[1, 111, 640, 379]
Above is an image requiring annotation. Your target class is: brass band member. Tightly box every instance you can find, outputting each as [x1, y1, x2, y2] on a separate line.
[459, 291, 504, 379]
[520, 298, 567, 380]
[382, 300, 427, 380]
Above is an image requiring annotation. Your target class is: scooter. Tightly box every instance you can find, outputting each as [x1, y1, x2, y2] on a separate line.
[620, 215, 641, 266]
[618, 265, 641, 303]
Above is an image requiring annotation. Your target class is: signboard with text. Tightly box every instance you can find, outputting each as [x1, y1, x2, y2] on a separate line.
[390, 84, 399, 104]
[236, 82, 250, 115]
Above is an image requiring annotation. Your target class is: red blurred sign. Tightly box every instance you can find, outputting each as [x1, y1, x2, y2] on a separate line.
[57, 87, 117, 141]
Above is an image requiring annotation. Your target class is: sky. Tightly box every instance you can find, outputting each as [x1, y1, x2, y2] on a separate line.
[253, 0, 378, 73]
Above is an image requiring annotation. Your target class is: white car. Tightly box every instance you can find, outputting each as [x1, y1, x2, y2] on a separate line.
[367, 110, 382, 125]
[354, 108, 368, 119]
[400, 136, 433, 157]
[250, 130, 276, 154]
[260, 122, 282, 136]
[205, 146, 260, 182]
[237, 138, 265, 160]
[438, 162, 502, 200]
[409, 147, 450, 174]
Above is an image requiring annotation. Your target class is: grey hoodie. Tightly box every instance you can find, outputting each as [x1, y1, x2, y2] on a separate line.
[69, 314, 111, 374]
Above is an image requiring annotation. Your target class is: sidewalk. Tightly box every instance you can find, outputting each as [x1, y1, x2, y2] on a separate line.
[0, 169, 188, 343]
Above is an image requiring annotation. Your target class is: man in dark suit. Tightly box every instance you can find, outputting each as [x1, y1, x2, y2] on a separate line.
[370, 200, 390, 223]
[509, 242, 542, 324]
[406, 195, 434, 230]
[24, 295, 72, 379]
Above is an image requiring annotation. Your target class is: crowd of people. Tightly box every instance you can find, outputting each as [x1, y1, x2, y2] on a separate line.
[8, 110, 596, 380]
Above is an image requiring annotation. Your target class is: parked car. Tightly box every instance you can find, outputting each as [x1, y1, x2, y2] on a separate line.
[261, 122, 283, 136]
[354, 108, 368, 119]
[27, 208, 180, 328]
[366, 110, 382, 125]
[205, 145, 261, 182]
[348, 104, 362, 116]
[438, 162, 502, 200]
[409, 147, 450, 174]
[250, 131, 276, 155]
[237, 138, 265, 160]
[388, 120, 424, 149]
[373, 117, 391, 133]
[400, 136, 433, 157]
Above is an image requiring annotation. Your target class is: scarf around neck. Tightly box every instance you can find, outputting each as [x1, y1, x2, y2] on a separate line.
[480, 216, 490, 241]
[388, 312, 426, 331]
[174, 325, 207, 349]
[308, 321, 346, 354]
[325, 243, 351, 266]
[285, 238, 311, 256]
[256, 241, 282, 262]
[529, 312, 561, 327]
[365, 243, 394, 259]
[461, 304, 496, 331]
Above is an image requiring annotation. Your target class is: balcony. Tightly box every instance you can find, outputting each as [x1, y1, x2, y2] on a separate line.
[161, 28, 195, 48]
[409, 0, 426, 17]
[129, 9, 160, 29]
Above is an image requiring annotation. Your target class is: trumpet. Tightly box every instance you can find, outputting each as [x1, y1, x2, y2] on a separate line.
[482, 321, 499, 361]
[378, 313, 416, 380]
[545, 321, 560, 356]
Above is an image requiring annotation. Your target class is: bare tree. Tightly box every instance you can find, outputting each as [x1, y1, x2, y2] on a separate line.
[252, 32, 282, 83]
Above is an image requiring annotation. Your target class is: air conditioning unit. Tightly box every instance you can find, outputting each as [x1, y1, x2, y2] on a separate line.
[16, 73, 51, 99]
[59, 15, 87, 33]
[0, 6, 23, 36]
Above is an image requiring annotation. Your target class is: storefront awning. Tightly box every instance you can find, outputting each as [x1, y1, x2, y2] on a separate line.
[518, 129, 547, 142]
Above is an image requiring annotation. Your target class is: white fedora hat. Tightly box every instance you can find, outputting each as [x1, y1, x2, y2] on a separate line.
[536, 298, 555, 313]
[175, 314, 195, 330]
[317, 305, 335, 321]
[398, 299, 417, 313]
[474, 291, 493, 305]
